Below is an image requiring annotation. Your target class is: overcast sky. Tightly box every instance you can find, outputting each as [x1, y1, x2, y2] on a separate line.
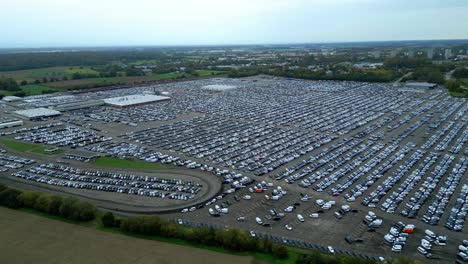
[1, 0, 468, 48]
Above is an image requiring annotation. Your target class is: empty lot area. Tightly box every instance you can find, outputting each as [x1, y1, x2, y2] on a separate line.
[0, 207, 255, 264]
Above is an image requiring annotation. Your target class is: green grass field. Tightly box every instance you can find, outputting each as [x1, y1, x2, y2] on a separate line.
[64, 67, 100, 75]
[0, 66, 96, 82]
[19, 84, 58, 95]
[196, 70, 225, 76]
[92, 157, 174, 169]
[1, 67, 223, 95]
[0, 139, 62, 155]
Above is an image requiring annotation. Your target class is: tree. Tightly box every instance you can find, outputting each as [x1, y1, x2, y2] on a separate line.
[18, 191, 41, 208]
[33, 193, 51, 212]
[445, 80, 463, 93]
[20, 80, 28, 86]
[0, 189, 22, 209]
[59, 196, 78, 218]
[0, 78, 20, 91]
[101, 212, 116, 227]
[13, 91, 26, 97]
[46, 195, 63, 215]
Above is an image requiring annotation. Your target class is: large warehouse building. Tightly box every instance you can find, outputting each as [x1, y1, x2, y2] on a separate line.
[0, 119, 23, 129]
[14, 108, 62, 120]
[103, 94, 170, 108]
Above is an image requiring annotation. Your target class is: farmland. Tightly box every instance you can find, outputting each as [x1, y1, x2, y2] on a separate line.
[0, 207, 254, 264]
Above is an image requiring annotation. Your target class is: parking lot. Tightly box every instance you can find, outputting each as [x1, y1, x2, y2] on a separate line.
[0, 76, 466, 263]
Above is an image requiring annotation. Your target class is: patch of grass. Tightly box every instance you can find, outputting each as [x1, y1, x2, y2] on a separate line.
[449, 91, 468, 98]
[92, 157, 174, 169]
[64, 67, 99, 75]
[196, 70, 225, 76]
[461, 78, 468, 86]
[0, 139, 62, 155]
[20, 84, 58, 96]
[152, 73, 189, 80]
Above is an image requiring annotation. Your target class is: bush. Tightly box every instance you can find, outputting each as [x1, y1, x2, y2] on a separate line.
[18, 191, 42, 208]
[46, 195, 63, 215]
[0, 184, 6, 192]
[59, 196, 78, 218]
[70, 201, 96, 221]
[272, 244, 288, 259]
[101, 212, 116, 227]
[33, 193, 51, 212]
[121, 216, 164, 235]
[0, 189, 22, 209]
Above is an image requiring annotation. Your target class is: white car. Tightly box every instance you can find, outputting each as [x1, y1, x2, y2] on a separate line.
[255, 217, 263, 225]
[327, 246, 335, 254]
[417, 246, 428, 255]
[391, 244, 402, 252]
[285, 224, 293, 230]
[250, 231, 256, 237]
[384, 234, 395, 243]
[297, 214, 305, 222]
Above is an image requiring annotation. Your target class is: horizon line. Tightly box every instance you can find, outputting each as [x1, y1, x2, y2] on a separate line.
[1, 38, 468, 51]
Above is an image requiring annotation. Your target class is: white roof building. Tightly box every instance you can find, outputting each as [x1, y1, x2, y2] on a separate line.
[2, 96, 22, 102]
[103, 94, 170, 107]
[14, 108, 62, 119]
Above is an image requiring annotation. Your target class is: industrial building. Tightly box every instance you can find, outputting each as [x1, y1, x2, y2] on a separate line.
[14, 108, 62, 120]
[103, 94, 170, 108]
[0, 119, 23, 129]
[404, 82, 437, 90]
[2, 96, 22, 102]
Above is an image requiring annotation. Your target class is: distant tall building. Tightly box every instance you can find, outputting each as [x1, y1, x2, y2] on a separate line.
[427, 48, 434, 59]
[444, 49, 452, 60]
[390, 50, 398, 57]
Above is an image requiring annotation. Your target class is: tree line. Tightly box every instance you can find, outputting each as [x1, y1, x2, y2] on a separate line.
[0, 78, 20, 91]
[0, 50, 172, 72]
[0, 185, 97, 221]
[228, 67, 396, 83]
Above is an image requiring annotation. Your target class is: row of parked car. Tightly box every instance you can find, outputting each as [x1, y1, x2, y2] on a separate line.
[12, 163, 202, 199]
[422, 157, 467, 226]
[380, 152, 439, 214]
[456, 240, 468, 263]
[416, 229, 447, 258]
[446, 182, 468, 232]
[0, 122, 62, 137]
[0, 153, 35, 171]
[15, 125, 111, 148]
[362, 149, 425, 209]
[400, 154, 455, 220]
[383, 221, 415, 253]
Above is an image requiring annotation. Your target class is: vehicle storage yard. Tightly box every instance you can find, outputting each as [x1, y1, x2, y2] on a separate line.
[0, 76, 467, 263]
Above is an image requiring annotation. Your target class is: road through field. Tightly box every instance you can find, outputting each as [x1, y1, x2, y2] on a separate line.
[0, 207, 255, 264]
